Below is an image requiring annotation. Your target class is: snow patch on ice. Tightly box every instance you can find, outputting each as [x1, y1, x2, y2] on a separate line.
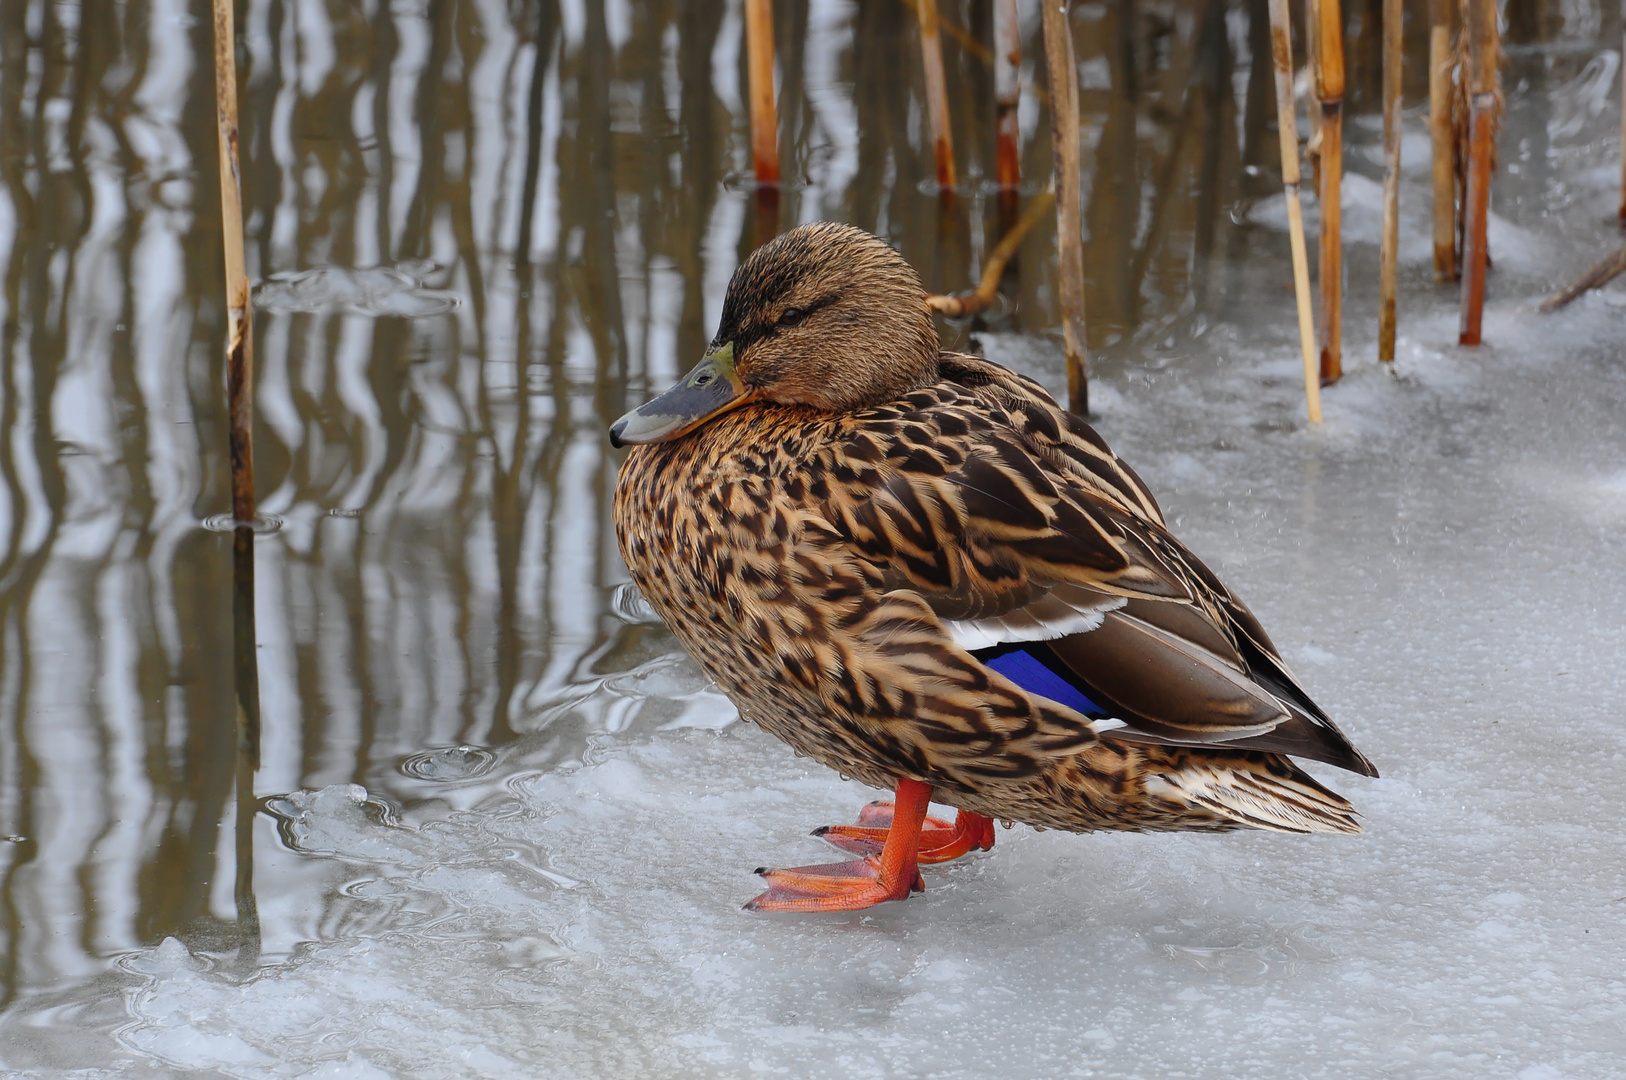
[1248, 171, 1552, 274]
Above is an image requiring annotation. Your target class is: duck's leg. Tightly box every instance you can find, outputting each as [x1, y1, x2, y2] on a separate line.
[745, 778, 934, 912]
[815, 802, 996, 864]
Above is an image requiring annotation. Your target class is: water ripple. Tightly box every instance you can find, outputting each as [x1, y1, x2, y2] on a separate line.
[200, 513, 284, 534]
[400, 745, 498, 782]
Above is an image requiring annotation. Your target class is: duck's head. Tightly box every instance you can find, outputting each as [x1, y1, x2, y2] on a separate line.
[610, 222, 939, 447]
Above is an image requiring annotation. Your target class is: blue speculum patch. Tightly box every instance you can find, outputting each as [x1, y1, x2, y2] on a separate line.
[977, 644, 1103, 717]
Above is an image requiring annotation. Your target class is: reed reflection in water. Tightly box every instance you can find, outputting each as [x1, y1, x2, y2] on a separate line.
[0, 0, 1612, 1008]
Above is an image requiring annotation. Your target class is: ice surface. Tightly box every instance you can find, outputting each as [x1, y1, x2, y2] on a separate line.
[253, 262, 460, 317]
[6, 280, 1623, 1078]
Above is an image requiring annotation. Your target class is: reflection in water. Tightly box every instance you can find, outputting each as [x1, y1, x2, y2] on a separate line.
[231, 521, 261, 967]
[0, 0, 1612, 1011]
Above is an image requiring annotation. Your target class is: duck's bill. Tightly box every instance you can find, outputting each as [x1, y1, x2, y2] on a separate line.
[609, 342, 753, 447]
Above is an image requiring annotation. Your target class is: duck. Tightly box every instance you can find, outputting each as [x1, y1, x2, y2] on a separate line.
[610, 221, 1376, 913]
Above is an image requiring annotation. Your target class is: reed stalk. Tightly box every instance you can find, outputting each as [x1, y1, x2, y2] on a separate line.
[916, 0, 957, 191]
[1266, 0, 1322, 423]
[232, 520, 260, 959]
[744, 0, 779, 187]
[1429, 0, 1457, 278]
[1309, 0, 1344, 383]
[1538, 242, 1626, 312]
[994, 0, 1022, 227]
[928, 190, 1056, 317]
[1041, 0, 1088, 415]
[1457, 0, 1498, 345]
[1619, 5, 1625, 228]
[1378, 0, 1401, 362]
[213, 1, 254, 532]
[212, 0, 260, 956]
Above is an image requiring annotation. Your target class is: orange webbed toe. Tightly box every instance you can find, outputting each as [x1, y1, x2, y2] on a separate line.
[814, 801, 995, 864]
[746, 777, 939, 913]
[744, 856, 924, 912]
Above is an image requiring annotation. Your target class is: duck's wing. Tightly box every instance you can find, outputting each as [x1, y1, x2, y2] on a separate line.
[815, 362, 1376, 778]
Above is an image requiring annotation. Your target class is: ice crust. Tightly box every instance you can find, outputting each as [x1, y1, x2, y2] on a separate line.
[6, 92, 1626, 1080]
[6, 283, 1623, 1079]
[252, 262, 460, 317]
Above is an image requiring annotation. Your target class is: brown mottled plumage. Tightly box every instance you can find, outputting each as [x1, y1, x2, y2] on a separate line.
[611, 222, 1374, 911]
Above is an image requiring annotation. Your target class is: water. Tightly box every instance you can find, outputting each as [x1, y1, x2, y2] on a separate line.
[0, 1, 1623, 1076]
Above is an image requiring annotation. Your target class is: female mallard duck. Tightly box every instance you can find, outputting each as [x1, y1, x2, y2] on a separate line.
[611, 222, 1376, 913]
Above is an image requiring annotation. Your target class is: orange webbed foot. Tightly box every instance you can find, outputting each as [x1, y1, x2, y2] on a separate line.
[746, 777, 937, 913]
[815, 801, 995, 864]
[743, 856, 925, 912]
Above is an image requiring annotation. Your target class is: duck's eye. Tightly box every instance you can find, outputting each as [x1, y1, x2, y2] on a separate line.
[778, 307, 804, 327]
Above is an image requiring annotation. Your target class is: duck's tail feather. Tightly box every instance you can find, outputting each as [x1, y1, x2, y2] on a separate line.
[1140, 751, 1362, 834]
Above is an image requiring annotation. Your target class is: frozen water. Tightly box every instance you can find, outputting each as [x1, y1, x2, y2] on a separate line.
[6, 246, 1625, 1078]
[253, 262, 460, 317]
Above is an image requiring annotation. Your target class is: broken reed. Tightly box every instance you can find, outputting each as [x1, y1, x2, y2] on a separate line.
[1041, 0, 1088, 416]
[1540, 243, 1626, 312]
[1378, 0, 1401, 362]
[916, 0, 957, 191]
[1429, 0, 1457, 279]
[1266, 0, 1323, 423]
[928, 190, 1057, 318]
[1309, 0, 1345, 383]
[1458, 0, 1499, 345]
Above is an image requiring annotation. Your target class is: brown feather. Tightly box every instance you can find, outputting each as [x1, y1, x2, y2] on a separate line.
[613, 222, 1375, 838]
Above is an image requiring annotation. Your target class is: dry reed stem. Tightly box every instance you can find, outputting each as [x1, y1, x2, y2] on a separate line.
[1458, 0, 1498, 345]
[1538, 242, 1626, 312]
[744, 0, 779, 186]
[1378, 0, 1401, 362]
[915, 0, 957, 191]
[1041, 0, 1088, 415]
[1309, 0, 1344, 383]
[1457, 107, 1492, 342]
[213, 5, 261, 936]
[1620, 10, 1625, 227]
[927, 190, 1056, 317]
[1266, 0, 1322, 423]
[213, 0, 253, 529]
[1429, 0, 1457, 279]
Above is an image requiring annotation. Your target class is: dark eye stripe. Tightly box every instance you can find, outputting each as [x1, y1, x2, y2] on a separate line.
[769, 293, 840, 335]
[731, 292, 844, 354]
